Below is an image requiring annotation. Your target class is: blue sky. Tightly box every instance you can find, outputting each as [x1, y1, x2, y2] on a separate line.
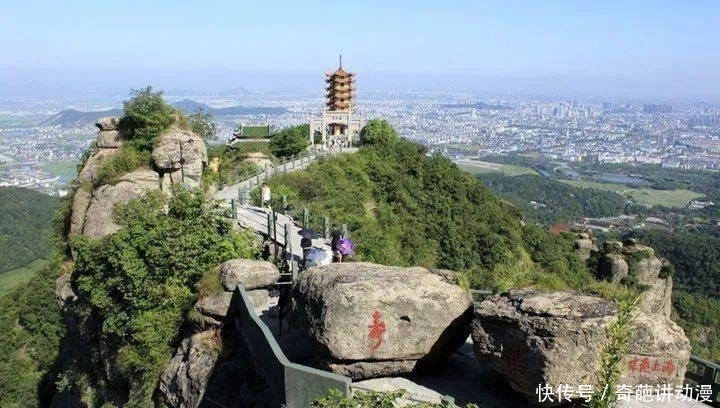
[1, 0, 719, 100]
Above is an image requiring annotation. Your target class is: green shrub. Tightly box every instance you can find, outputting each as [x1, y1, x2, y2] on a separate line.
[0, 187, 61, 273]
[586, 298, 638, 408]
[70, 188, 258, 406]
[93, 145, 152, 187]
[360, 119, 399, 146]
[118, 87, 176, 152]
[659, 263, 675, 279]
[0, 260, 65, 407]
[269, 124, 310, 158]
[265, 132, 595, 291]
[310, 388, 479, 408]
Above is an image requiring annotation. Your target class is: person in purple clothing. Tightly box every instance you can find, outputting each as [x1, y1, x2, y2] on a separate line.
[330, 224, 343, 263]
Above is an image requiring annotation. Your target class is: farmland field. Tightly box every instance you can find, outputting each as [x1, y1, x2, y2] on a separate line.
[560, 180, 704, 207]
[456, 159, 538, 177]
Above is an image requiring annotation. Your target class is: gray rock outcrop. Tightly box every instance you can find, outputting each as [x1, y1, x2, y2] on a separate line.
[219, 259, 280, 291]
[55, 272, 77, 307]
[598, 252, 629, 283]
[95, 117, 119, 131]
[194, 289, 268, 319]
[96, 130, 122, 148]
[597, 240, 673, 317]
[75, 148, 118, 186]
[573, 231, 598, 262]
[82, 169, 160, 239]
[290, 262, 473, 379]
[95, 117, 123, 148]
[472, 290, 690, 406]
[159, 330, 222, 408]
[152, 126, 207, 187]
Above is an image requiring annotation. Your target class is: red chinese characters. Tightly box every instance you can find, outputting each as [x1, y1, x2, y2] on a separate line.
[627, 357, 676, 375]
[368, 310, 386, 351]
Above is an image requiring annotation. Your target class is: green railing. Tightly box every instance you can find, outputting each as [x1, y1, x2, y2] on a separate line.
[231, 286, 351, 408]
[468, 289, 493, 307]
[685, 356, 720, 406]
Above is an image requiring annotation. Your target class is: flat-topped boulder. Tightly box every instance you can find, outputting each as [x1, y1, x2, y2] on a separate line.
[472, 290, 690, 406]
[289, 262, 473, 379]
[219, 259, 280, 291]
[95, 117, 119, 131]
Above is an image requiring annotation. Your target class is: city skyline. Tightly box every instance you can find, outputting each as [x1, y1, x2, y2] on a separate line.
[1, 1, 720, 101]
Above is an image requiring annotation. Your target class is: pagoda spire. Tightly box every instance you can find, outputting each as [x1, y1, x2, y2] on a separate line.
[339, 53, 342, 69]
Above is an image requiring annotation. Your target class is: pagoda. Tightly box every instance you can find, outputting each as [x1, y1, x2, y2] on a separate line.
[309, 55, 364, 146]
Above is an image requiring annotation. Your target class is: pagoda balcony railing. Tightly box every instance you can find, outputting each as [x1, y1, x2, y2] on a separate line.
[325, 77, 353, 84]
[325, 85, 356, 92]
[326, 94, 352, 100]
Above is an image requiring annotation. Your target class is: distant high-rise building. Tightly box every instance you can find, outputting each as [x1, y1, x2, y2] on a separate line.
[643, 104, 674, 114]
[309, 55, 364, 146]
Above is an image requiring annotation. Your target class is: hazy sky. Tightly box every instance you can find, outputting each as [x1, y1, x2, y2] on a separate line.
[1, 0, 719, 101]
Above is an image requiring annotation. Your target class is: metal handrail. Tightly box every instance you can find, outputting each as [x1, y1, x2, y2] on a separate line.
[686, 356, 720, 406]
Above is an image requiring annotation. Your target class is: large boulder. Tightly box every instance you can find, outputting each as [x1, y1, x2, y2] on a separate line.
[152, 126, 207, 185]
[596, 241, 673, 317]
[95, 117, 119, 131]
[290, 262, 473, 379]
[626, 246, 673, 317]
[82, 169, 160, 239]
[69, 187, 92, 237]
[472, 290, 690, 406]
[158, 330, 222, 408]
[76, 148, 118, 185]
[597, 253, 628, 283]
[219, 259, 280, 291]
[194, 289, 268, 318]
[96, 130, 122, 148]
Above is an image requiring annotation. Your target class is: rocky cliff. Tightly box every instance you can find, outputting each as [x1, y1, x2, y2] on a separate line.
[472, 290, 690, 406]
[54, 118, 273, 408]
[68, 118, 207, 243]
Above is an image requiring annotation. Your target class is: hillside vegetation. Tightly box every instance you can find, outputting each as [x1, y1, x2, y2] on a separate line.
[266, 119, 600, 294]
[475, 167, 720, 361]
[0, 88, 261, 408]
[0, 260, 65, 407]
[0, 186, 61, 274]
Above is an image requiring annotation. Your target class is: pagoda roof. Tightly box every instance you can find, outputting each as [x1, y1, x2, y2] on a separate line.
[325, 70, 354, 77]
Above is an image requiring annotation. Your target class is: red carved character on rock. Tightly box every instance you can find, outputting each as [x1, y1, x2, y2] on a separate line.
[368, 310, 386, 351]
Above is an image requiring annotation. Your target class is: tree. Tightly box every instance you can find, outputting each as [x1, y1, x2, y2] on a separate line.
[118, 86, 176, 151]
[187, 108, 217, 141]
[269, 124, 310, 158]
[70, 189, 257, 406]
[360, 119, 399, 146]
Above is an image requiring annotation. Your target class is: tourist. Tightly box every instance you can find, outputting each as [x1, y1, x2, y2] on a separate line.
[261, 183, 271, 208]
[300, 236, 313, 270]
[331, 224, 343, 263]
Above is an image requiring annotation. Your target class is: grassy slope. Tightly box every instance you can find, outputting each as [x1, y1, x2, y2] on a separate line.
[455, 159, 539, 177]
[0, 187, 61, 273]
[560, 179, 704, 207]
[0, 259, 50, 296]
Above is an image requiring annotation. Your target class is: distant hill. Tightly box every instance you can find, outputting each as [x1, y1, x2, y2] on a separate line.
[40, 108, 124, 126]
[171, 99, 287, 115]
[0, 187, 61, 274]
[40, 100, 288, 126]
